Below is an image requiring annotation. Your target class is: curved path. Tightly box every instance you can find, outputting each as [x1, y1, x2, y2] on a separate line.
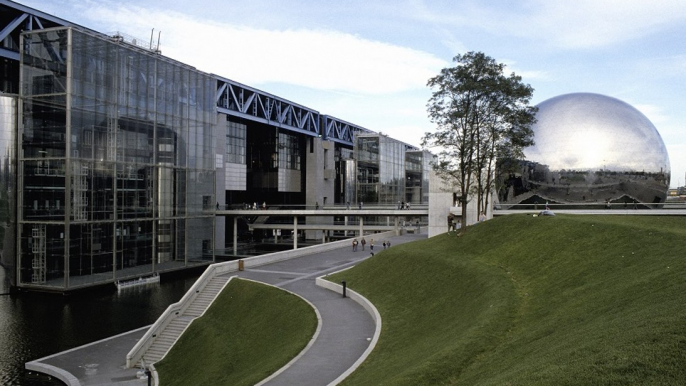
[26, 233, 425, 386]
[233, 232, 424, 385]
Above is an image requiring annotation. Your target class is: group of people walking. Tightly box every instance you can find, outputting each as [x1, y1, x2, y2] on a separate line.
[351, 237, 391, 252]
[397, 201, 411, 210]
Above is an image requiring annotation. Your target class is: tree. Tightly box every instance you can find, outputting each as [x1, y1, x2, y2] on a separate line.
[422, 52, 537, 233]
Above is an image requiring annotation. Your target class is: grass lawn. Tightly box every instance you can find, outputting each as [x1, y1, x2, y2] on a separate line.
[328, 214, 686, 385]
[155, 278, 317, 386]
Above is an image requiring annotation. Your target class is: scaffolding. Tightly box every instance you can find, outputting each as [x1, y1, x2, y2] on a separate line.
[31, 225, 46, 284]
[71, 160, 88, 221]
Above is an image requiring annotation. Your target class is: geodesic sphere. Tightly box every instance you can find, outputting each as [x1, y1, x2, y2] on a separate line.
[501, 93, 670, 208]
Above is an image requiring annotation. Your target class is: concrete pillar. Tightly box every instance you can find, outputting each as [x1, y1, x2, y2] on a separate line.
[293, 217, 298, 249]
[359, 216, 364, 237]
[322, 230, 326, 244]
[233, 217, 238, 256]
[394, 216, 399, 236]
[344, 216, 348, 236]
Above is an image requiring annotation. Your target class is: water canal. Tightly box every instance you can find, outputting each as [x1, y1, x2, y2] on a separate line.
[0, 264, 201, 385]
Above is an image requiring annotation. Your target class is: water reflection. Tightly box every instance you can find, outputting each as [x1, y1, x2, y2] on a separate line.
[0, 264, 200, 385]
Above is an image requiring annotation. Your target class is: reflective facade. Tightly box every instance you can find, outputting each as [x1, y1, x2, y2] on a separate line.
[499, 93, 670, 208]
[405, 150, 431, 204]
[0, 4, 431, 291]
[355, 134, 427, 205]
[0, 96, 17, 286]
[19, 27, 215, 289]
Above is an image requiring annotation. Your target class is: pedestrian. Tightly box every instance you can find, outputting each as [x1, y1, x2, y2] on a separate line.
[383, 241, 387, 249]
[416, 220, 420, 232]
[401, 201, 405, 209]
[346, 201, 350, 210]
[359, 202, 363, 210]
[216, 202, 219, 210]
[479, 212, 486, 222]
[387, 240, 391, 248]
[397, 201, 401, 210]
[315, 201, 319, 210]
[370, 239, 374, 251]
[253, 202, 257, 210]
[407, 202, 411, 210]
[352, 238, 358, 252]
[262, 201, 266, 210]
[360, 237, 366, 250]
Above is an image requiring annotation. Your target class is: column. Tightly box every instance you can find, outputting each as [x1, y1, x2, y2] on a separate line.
[293, 217, 298, 249]
[233, 217, 238, 256]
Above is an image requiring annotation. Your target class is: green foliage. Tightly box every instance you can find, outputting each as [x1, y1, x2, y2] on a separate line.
[329, 215, 686, 385]
[155, 278, 317, 386]
[423, 52, 537, 224]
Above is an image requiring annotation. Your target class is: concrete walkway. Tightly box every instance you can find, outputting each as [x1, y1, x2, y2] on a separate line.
[26, 232, 426, 386]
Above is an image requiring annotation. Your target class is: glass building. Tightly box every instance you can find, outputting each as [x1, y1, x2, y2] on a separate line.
[405, 150, 432, 204]
[18, 27, 216, 290]
[355, 133, 428, 205]
[0, 95, 17, 283]
[0, 2, 431, 291]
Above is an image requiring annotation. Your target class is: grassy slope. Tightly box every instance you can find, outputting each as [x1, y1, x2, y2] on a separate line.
[155, 278, 317, 386]
[329, 215, 686, 386]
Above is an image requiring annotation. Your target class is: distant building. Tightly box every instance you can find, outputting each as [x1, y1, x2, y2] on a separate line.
[355, 133, 430, 205]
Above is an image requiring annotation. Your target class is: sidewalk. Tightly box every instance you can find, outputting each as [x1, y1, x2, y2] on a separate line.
[26, 233, 426, 386]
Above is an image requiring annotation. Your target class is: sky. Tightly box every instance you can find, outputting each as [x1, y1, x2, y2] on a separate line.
[19, 0, 686, 187]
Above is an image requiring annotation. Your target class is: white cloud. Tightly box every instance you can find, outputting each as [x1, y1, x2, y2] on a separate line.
[501, 60, 551, 81]
[410, 0, 686, 50]
[637, 54, 686, 78]
[632, 103, 670, 124]
[79, 3, 446, 95]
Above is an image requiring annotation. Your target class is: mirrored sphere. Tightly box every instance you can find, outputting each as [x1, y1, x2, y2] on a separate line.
[500, 93, 670, 208]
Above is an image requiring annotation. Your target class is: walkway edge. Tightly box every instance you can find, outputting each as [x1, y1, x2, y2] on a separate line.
[315, 268, 382, 386]
[25, 362, 81, 386]
[25, 325, 150, 386]
[251, 278, 323, 386]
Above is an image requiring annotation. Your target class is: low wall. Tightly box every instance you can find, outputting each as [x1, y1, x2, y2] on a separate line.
[316, 268, 382, 386]
[127, 231, 395, 369]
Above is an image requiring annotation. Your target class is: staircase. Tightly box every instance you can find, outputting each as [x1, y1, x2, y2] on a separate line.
[138, 275, 231, 366]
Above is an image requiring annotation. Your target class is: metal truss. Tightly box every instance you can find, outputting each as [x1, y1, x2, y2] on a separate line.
[321, 115, 374, 145]
[2, 1, 379, 147]
[0, 0, 76, 60]
[215, 77, 379, 147]
[216, 76, 321, 138]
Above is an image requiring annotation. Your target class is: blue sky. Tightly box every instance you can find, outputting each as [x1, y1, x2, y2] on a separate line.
[21, 0, 686, 187]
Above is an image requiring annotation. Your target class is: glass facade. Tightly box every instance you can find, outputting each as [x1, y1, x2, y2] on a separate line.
[0, 96, 17, 286]
[278, 132, 301, 171]
[19, 27, 216, 289]
[335, 146, 355, 204]
[226, 121, 246, 165]
[405, 150, 431, 204]
[356, 134, 407, 205]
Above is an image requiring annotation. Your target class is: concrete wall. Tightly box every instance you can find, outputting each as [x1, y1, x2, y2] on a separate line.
[305, 138, 335, 240]
[428, 170, 492, 237]
[428, 170, 453, 237]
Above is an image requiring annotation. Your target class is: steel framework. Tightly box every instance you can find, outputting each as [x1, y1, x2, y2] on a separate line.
[1, 0, 379, 147]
